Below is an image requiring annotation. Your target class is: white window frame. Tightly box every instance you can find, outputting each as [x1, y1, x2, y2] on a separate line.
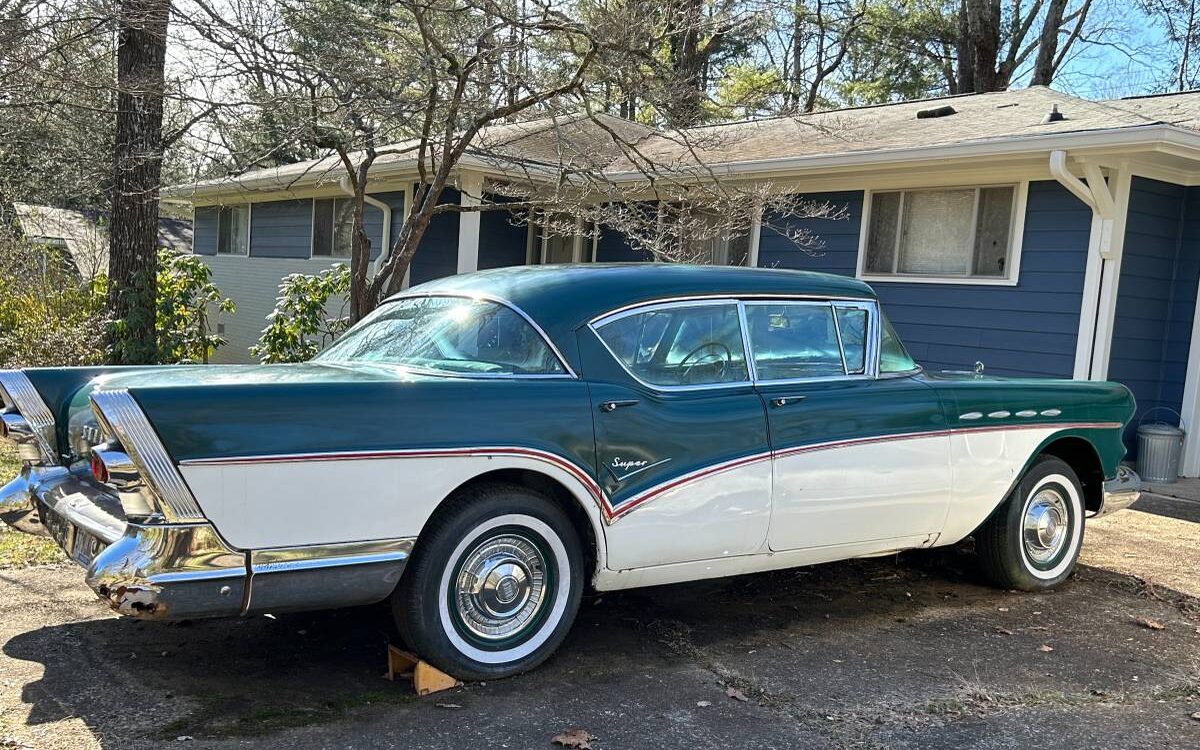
[215, 203, 251, 256]
[855, 181, 1028, 286]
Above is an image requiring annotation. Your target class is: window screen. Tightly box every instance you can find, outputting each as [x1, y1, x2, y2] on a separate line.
[865, 186, 1016, 280]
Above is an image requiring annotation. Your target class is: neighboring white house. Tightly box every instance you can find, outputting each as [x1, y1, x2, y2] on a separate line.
[12, 202, 193, 278]
[163, 86, 1200, 476]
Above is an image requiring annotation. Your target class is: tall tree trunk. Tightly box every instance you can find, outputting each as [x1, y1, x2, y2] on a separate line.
[963, 0, 1002, 92]
[667, 0, 706, 126]
[1031, 0, 1070, 86]
[954, 0, 975, 93]
[108, 0, 169, 364]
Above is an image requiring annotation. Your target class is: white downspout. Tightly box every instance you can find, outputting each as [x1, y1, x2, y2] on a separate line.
[338, 174, 392, 268]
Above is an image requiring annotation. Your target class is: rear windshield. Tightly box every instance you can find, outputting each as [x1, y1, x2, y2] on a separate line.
[316, 296, 566, 376]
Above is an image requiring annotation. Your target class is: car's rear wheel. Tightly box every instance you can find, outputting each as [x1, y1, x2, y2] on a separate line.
[391, 482, 584, 680]
[975, 455, 1085, 591]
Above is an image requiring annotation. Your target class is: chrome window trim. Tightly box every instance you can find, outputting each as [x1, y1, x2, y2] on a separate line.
[587, 292, 877, 328]
[374, 290, 578, 379]
[90, 389, 206, 523]
[589, 298, 756, 393]
[589, 295, 903, 393]
[741, 299, 882, 385]
[0, 370, 59, 463]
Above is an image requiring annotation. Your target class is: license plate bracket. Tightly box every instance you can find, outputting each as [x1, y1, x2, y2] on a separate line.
[71, 528, 102, 566]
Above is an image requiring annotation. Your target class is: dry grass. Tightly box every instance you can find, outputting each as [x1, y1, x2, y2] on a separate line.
[0, 444, 65, 568]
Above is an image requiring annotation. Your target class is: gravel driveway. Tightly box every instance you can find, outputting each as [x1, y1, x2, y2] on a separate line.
[1, 500, 1197, 750]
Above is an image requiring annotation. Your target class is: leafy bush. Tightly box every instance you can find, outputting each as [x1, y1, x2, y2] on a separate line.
[0, 230, 108, 367]
[156, 249, 235, 363]
[251, 263, 350, 363]
[0, 231, 236, 367]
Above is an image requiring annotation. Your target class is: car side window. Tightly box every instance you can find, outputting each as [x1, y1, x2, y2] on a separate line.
[834, 306, 868, 375]
[595, 303, 749, 387]
[879, 314, 918, 373]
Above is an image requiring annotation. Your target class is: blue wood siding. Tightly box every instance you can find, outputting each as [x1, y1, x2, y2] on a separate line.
[758, 191, 863, 273]
[479, 197, 528, 269]
[249, 199, 313, 258]
[193, 207, 218, 255]
[758, 182, 1091, 377]
[409, 186, 460, 285]
[1108, 178, 1199, 451]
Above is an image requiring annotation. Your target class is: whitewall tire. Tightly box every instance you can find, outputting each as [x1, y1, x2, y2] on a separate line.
[975, 455, 1085, 591]
[391, 483, 584, 680]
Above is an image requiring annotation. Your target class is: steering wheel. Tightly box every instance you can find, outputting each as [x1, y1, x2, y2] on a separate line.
[679, 341, 733, 384]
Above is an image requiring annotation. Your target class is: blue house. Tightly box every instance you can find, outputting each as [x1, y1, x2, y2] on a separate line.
[164, 87, 1200, 476]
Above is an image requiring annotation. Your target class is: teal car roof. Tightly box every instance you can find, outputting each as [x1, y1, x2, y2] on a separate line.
[398, 264, 877, 365]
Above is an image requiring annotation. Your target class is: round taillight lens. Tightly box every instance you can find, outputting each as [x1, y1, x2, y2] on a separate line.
[90, 452, 109, 483]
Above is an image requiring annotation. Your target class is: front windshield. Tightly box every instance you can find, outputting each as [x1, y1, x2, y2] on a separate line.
[316, 296, 566, 376]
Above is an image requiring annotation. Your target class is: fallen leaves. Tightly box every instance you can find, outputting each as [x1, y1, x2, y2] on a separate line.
[551, 728, 594, 749]
[1039, 644, 1054, 652]
[1133, 616, 1166, 631]
[725, 686, 749, 702]
[994, 627, 1015, 636]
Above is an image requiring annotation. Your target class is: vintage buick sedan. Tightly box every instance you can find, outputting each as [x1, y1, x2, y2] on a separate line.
[0, 265, 1142, 679]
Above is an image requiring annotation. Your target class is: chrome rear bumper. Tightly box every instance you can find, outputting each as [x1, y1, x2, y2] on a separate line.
[2, 466, 412, 620]
[1096, 465, 1142, 518]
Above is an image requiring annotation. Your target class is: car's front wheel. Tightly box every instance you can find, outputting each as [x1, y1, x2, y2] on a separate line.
[975, 455, 1085, 591]
[391, 483, 584, 680]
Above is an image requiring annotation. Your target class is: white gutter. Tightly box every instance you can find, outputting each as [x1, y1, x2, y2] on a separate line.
[339, 174, 391, 262]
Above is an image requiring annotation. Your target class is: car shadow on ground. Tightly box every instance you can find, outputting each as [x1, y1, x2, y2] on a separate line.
[5, 544, 1199, 748]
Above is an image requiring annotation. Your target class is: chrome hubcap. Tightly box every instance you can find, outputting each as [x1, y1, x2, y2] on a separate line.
[1023, 488, 1069, 565]
[454, 533, 547, 642]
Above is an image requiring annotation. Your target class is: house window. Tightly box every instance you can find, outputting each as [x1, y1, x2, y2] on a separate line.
[312, 198, 356, 258]
[672, 205, 750, 266]
[216, 205, 249, 255]
[862, 185, 1017, 281]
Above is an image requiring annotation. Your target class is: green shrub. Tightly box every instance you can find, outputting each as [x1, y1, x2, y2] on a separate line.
[251, 263, 350, 363]
[0, 230, 108, 367]
[156, 249, 235, 363]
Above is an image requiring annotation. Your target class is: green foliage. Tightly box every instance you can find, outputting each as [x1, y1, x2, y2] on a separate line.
[156, 249, 236, 364]
[251, 264, 351, 363]
[0, 231, 108, 368]
[710, 64, 784, 120]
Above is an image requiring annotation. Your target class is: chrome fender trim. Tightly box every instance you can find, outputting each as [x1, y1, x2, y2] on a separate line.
[1096, 465, 1142, 518]
[245, 538, 414, 615]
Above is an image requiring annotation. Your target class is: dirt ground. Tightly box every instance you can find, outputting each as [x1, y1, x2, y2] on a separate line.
[1, 497, 1198, 750]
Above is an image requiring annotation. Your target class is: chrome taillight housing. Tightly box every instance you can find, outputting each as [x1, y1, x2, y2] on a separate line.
[0, 370, 59, 465]
[88, 439, 159, 520]
[89, 390, 205, 524]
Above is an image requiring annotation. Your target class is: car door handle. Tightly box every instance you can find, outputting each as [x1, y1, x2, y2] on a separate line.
[769, 395, 806, 408]
[599, 399, 639, 413]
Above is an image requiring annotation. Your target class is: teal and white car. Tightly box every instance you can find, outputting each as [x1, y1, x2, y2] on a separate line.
[0, 265, 1142, 679]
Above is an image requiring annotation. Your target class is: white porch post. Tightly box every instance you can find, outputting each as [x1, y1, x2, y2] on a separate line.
[456, 171, 484, 275]
[1086, 165, 1132, 381]
[1181, 275, 1200, 476]
[1057, 152, 1131, 381]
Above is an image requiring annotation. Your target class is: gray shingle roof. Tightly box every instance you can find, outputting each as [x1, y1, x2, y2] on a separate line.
[611, 87, 1174, 171]
[166, 87, 1200, 198]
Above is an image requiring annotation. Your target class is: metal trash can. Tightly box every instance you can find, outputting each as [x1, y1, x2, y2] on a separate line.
[1136, 408, 1186, 484]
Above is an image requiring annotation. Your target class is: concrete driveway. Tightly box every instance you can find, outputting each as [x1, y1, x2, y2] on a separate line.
[1, 499, 1198, 750]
